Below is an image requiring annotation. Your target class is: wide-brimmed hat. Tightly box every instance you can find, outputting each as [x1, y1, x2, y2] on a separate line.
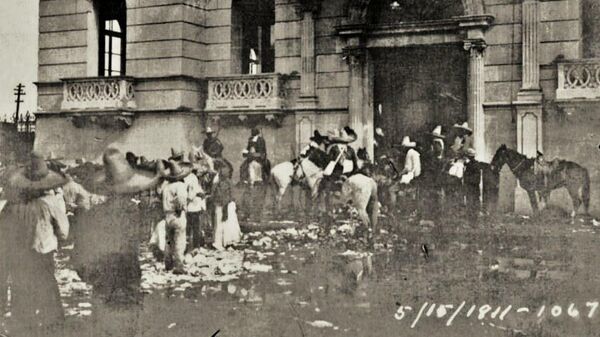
[453, 122, 473, 135]
[89, 148, 161, 195]
[205, 127, 215, 134]
[431, 125, 445, 139]
[309, 130, 328, 143]
[400, 136, 416, 148]
[169, 148, 185, 162]
[6, 151, 68, 192]
[328, 127, 357, 144]
[466, 148, 476, 157]
[162, 160, 192, 182]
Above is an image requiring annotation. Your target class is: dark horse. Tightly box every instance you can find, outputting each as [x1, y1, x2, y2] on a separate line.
[490, 144, 590, 218]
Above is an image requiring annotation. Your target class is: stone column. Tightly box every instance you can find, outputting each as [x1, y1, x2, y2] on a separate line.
[345, 47, 367, 150]
[521, 0, 540, 91]
[297, 3, 319, 108]
[464, 39, 487, 162]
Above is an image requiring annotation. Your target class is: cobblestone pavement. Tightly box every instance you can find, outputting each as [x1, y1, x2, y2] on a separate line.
[4, 212, 600, 337]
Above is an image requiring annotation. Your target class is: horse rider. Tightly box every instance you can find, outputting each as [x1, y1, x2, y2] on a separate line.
[449, 122, 473, 158]
[240, 127, 270, 185]
[202, 127, 224, 159]
[300, 130, 329, 157]
[321, 127, 359, 193]
[388, 136, 421, 208]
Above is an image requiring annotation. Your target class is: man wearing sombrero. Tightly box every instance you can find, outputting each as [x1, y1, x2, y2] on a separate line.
[0, 151, 69, 335]
[321, 126, 359, 192]
[202, 126, 224, 159]
[450, 121, 473, 159]
[72, 147, 162, 337]
[388, 136, 422, 208]
[159, 159, 193, 273]
[170, 148, 205, 251]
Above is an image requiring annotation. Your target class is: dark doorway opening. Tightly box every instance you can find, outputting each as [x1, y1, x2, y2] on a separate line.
[373, 44, 468, 154]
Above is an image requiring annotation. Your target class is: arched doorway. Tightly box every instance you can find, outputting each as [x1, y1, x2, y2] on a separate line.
[340, 0, 492, 159]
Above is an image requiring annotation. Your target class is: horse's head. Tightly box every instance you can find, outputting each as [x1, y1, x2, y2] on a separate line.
[490, 144, 509, 172]
[189, 145, 215, 174]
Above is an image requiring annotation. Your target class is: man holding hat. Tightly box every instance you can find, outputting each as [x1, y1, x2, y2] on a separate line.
[73, 147, 162, 337]
[0, 151, 69, 336]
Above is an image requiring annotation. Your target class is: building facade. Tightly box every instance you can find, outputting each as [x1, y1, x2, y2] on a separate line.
[35, 0, 599, 214]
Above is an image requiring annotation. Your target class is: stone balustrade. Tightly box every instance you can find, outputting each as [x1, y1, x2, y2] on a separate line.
[205, 73, 287, 112]
[61, 77, 136, 110]
[557, 59, 600, 100]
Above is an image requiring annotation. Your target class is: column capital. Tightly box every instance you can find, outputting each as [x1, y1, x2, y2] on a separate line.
[343, 47, 366, 68]
[463, 39, 487, 54]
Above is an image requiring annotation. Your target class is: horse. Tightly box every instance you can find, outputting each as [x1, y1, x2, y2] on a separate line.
[269, 146, 330, 215]
[490, 144, 590, 218]
[331, 174, 380, 233]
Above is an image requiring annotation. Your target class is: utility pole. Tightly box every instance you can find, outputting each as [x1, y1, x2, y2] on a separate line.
[13, 83, 25, 122]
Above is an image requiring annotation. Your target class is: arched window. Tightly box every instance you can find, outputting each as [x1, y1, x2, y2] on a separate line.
[96, 0, 126, 76]
[232, 0, 275, 74]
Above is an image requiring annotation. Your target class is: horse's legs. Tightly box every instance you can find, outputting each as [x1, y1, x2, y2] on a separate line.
[526, 190, 540, 215]
[566, 185, 582, 219]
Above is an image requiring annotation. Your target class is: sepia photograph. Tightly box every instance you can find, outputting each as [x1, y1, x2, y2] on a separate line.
[0, 0, 599, 336]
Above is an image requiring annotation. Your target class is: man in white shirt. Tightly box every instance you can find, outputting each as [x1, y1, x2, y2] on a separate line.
[389, 136, 421, 207]
[160, 160, 192, 274]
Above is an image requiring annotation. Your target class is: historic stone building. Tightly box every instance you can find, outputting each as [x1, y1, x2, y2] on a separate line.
[35, 0, 599, 214]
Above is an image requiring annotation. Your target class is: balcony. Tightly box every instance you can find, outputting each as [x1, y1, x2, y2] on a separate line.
[205, 73, 288, 112]
[556, 59, 600, 100]
[61, 77, 137, 111]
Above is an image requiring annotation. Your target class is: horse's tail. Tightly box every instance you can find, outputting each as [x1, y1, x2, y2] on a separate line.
[366, 179, 379, 231]
[582, 168, 591, 213]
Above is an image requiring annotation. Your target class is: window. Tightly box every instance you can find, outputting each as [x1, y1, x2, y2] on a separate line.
[97, 1, 126, 76]
[232, 0, 275, 74]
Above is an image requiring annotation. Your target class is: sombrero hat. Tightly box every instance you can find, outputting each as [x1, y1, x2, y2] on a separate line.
[453, 122, 473, 135]
[204, 126, 215, 134]
[309, 130, 328, 143]
[87, 148, 162, 195]
[399, 136, 416, 148]
[328, 127, 357, 144]
[430, 125, 445, 139]
[465, 148, 476, 157]
[6, 151, 68, 191]
[162, 160, 192, 182]
[169, 148, 186, 162]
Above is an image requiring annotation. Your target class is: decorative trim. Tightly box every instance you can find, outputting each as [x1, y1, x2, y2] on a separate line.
[342, 47, 366, 67]
[463, 39, 487, 54]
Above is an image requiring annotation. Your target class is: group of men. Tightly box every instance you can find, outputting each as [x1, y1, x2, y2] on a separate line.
[0, 124, 247, 336]
[379, 122, 489, 222]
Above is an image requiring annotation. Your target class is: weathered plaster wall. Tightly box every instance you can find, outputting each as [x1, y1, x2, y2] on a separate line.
[544, 105, 600, 216]
[34, 113, 204, 162]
